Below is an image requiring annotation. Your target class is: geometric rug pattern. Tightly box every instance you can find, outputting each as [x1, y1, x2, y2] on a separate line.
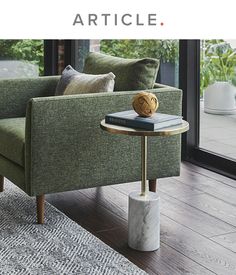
[0, 180, 146, 275]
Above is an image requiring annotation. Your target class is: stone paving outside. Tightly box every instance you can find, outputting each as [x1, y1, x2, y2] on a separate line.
[200, 100, 236, 160]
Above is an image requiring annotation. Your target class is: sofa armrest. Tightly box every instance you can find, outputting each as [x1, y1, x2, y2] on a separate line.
[25, 86, 182, 196]
[0, 76, 60, 119]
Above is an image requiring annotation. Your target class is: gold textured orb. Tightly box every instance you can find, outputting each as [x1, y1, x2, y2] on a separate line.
[132, 92, 159, 117]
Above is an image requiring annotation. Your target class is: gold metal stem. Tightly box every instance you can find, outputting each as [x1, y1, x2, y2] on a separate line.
[141, 136, 148, 196]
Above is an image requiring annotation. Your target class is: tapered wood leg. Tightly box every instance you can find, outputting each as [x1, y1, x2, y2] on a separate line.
[149, 179, 157, 192]
[0, 175, 4, 192]
[36, 194, 45, 224]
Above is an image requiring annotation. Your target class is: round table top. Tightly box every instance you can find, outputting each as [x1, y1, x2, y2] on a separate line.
[100, 119, 189, 137]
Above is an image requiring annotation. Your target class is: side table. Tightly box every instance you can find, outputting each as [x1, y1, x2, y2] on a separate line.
[100, 119, 189, 251]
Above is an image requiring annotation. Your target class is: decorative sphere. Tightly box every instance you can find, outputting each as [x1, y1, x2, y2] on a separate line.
[132, 92, 159, 117]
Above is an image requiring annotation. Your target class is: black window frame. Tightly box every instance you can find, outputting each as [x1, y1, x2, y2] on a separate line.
[179, 40, 236, 180]
[44, 40, 59, 76]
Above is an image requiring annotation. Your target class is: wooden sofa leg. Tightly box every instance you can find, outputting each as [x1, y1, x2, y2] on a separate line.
[149, 179, 157, 192]
[0, 175, 4, 192]
[36, 194, 45, 224]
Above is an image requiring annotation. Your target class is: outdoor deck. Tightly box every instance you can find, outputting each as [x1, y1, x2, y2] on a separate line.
[200, 100, 236, 160]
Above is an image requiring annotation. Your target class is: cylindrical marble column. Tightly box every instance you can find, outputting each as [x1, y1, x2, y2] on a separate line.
[128, 191, 160, 251]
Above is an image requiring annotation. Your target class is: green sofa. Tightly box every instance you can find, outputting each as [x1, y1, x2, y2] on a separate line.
[0, 76, 182, 224]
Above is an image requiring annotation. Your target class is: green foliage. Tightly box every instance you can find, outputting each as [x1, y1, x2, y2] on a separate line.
[232, 76, 236, 86]
[0, 40, 44, 75]
[100, 40, 179, 63]
[0, 40, 18, 57]
[200, 40, 236, 96]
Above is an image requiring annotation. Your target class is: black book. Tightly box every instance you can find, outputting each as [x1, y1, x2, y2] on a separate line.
[105, 110, 182, 131]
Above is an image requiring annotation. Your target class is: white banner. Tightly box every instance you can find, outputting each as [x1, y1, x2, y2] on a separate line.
[0, 0, 235, 39]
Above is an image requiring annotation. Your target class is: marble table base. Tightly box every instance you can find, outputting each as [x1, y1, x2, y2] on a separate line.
[128, 191, 160, 251]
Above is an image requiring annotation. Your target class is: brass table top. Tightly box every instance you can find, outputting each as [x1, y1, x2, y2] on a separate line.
[100, 119, 189, 137]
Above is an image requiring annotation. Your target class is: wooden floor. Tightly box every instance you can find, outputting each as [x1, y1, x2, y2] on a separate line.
[46, 162, 236, 275]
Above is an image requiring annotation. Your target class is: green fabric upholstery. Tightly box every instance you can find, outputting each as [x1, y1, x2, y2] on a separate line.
[0, 76, 182, 199]
[25, 86, 182, 196]
[0, 76, 60, 119]
[0, 154, 25, 190]
[0, 117, 25, 167]
[83, 52, 159, 91]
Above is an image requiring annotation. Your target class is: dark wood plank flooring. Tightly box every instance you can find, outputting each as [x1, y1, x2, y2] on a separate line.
[46, 162, 236, 275]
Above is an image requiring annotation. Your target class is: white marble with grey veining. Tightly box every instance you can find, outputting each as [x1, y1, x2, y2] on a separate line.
[128, 191, 160, 251]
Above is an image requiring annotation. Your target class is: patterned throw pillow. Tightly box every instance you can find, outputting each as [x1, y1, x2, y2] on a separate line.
[55, 65, 115, 95]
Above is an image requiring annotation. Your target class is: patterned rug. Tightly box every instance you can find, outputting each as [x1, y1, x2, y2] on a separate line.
[0, 180, 146, 275]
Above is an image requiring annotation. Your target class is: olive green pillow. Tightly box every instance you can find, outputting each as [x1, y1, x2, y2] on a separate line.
[83, 52, 159, 91]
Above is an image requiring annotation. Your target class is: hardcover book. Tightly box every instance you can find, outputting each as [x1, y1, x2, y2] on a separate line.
[105, 110, 182, 131]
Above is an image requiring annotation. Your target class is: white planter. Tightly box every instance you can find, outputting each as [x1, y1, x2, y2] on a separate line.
[203, 82, 236, 115]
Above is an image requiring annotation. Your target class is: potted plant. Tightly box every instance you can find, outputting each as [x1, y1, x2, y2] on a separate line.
[202, 41, 236, 114]
[155, 40, 178, 87]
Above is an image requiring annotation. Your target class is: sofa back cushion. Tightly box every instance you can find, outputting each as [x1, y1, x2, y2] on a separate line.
[55, 65, 115, 95]
[83, 52, 159, 91]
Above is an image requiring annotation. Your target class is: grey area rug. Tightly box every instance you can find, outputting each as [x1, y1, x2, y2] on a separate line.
[0, 180, 146, 275]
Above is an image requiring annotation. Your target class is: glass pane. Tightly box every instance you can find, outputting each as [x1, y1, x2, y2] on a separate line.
[89, 39, 179, 88]
[200, 40, 236, 160]
[0, 40, 44, 78]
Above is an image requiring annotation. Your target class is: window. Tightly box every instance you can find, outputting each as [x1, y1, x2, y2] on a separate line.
[200, 40, 236, 160]
[180, 40, 236, 178]
[0, 40, 44, 78]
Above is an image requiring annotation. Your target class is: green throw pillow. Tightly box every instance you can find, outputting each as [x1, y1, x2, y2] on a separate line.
[83, 52, 159, 91]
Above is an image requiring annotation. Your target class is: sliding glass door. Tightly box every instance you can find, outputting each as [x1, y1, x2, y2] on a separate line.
[180, 40, 236, 179]
[200, 40, 236, 160]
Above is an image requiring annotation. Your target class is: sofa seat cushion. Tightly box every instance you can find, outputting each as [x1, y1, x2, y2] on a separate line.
[0, 117, 25, 167]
